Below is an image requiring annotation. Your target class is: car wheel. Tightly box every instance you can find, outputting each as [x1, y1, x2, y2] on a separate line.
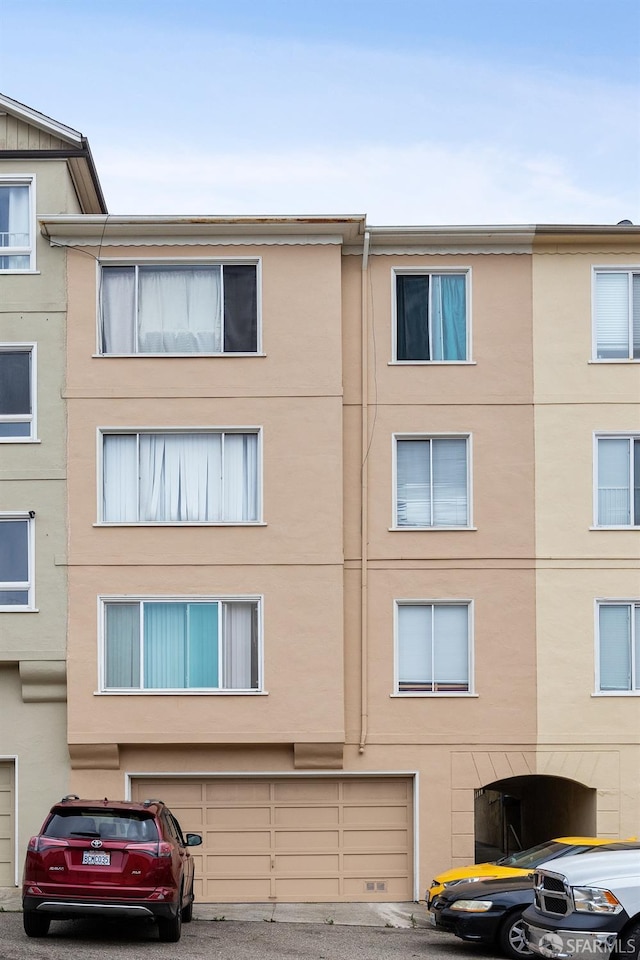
[614, 922, 640, 960]
[23, 911, 51, 938]
[158, 907, 182, 943]
[498, 911, 533, 960]
[181, 880, 194, 923]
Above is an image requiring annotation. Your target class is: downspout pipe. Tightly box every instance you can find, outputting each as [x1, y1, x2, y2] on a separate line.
[359, 230, 371, 754]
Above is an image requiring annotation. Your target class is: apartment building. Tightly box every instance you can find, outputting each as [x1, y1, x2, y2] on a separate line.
[0, 93, 106, 888]
[34, 210, 639, 902]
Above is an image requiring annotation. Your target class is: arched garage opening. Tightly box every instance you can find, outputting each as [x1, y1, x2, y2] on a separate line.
[474, 775, 597, 861]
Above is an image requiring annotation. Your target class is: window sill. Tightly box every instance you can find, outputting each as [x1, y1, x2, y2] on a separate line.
[591, 691, 640, 697]
[95, 689, 268, 696]
[388, 360, 476, 366]
[0, 269, 39, 275]
[589, 525, 640, 531]
[589, 359, 640, 364]
[0, 607, 38, 613]
[94, 521, 267, 527]
[91, 352, 267, 359]
[0, 438, 40, 444]
[389, 525, 477, 532]
[390, 692, 478, 698]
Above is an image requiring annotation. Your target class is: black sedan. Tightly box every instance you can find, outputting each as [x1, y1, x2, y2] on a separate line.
[429, 875, 535, 959]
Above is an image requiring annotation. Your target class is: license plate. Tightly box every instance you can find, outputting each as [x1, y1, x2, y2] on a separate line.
[429, 910, 437, 926]
[82, 852, 111, 866]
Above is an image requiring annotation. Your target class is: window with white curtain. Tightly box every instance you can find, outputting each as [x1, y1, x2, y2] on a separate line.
[597, 601, 640, 692]
[396, 601, 471, 693]
[395, 435, 470, 527]
[594, 270, 640, 360]
[99, 263, 258, 354]
[102, 430, 260, 523]
[0, 514, 34, 609]
[0, 345, 35, 440]
[394, 271, 468, 361]
[596, 435, 640, 527]
[102, 598, 260, 691]
[0, 179, 33, 270]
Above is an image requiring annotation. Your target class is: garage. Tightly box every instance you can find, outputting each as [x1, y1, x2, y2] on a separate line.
[0, 762, 14, 886]
[131, 776, 413, 902]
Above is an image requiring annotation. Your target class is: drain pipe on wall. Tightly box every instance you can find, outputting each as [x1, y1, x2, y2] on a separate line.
[359, 230, 371, 755]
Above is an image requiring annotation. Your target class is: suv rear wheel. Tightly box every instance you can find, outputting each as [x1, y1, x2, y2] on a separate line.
[23, 912, 51, 938]
[158, 901, 182, 942]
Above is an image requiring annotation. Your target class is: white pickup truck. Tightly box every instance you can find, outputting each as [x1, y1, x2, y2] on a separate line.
[522, 849, 640, 959]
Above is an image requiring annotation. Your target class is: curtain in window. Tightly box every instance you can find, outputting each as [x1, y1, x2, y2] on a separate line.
[0, 185, 29, 247]
[101, 267, 136, 353]
[598, 438, 630, 525]
[397, 440, 431, 525]
[0, 519, 29, 605]
[396, 275, 430, 360]
[223, 433, 258, 521]
[599, 605, 631, 690]
[432, 439, 468, 525]
[187, 603, 218, 687]
[139, 433, 222, 522]
[398, 605, 432, 689]
[138, 266, 221, 353]
[143, 602, 187, 688]
[103, 435, 138, 521]
[433, 604, 469, 689]
[223, 602, 256, 689]
[595, 272, 632, 359]
[105, 603, 140, 687]
[431, 275, 466, 361]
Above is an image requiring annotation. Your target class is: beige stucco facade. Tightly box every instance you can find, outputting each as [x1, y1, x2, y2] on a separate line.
[4, 94, 637, 903]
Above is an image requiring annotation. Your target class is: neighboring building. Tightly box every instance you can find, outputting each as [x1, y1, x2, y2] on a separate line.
[35, 211, 638, 902]
[0, 94, 106, 889]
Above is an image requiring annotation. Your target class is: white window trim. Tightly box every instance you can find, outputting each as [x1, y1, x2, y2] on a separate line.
[0, 511, 35, 611]
[0, 343, 37, 442]
[593, 598, 640, 696]
[592, 432, 640, 529]
[391, 432, 474, 530]
[96, 426, 264, 525]
[390, 266, 472, 364]
[0, 175, 36, 272]
[393, 598, 475, 697]
[97, 593, 264, 694]
[591, 265, 640, 363]
[95, 256, 262, 356]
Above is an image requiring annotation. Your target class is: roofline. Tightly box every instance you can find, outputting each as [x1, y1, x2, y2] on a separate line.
[0, 93, 107, 214]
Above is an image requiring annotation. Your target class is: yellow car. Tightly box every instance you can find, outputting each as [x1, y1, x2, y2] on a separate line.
[426, 837, 636, 906]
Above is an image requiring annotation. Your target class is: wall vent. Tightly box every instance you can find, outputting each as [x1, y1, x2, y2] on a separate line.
[365, 881, 387, 892]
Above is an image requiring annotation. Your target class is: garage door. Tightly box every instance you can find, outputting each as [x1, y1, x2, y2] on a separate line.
[0, 763, 14, 886]
[132, 776, 413, 902]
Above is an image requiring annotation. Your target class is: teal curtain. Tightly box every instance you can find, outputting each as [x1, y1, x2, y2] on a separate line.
[188, 603, 218, 687]
[144, 603, 187, 688]
[432, 275, 466, 360]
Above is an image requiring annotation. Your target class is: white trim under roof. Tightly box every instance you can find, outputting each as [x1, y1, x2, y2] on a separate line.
[0, 92, 83, 145]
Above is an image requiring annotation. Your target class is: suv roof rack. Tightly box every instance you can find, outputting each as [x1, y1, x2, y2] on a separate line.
[60, 794, 80, 802]
[142, 798, 164, 807]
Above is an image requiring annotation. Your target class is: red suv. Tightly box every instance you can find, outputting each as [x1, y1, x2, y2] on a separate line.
[22, 795, 202, 942]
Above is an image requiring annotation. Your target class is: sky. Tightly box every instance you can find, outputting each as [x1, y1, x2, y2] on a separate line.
[1, 0, 639, 225]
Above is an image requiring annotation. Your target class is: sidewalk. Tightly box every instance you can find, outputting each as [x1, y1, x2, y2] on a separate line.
[1, 886, 428, 928]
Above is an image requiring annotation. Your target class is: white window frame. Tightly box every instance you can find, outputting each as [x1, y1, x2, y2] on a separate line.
[591, 266, 640, 362]
[98, 426, 264, 525]
[0, 176, 36, 272]
[0, 343, 37, 442]
[594, 599, 640, 695]
[391, 266, 472, 364]
[98, 594, 264, 694]
[0, 512, 35, 611]
[393, 599, 474, 697]
[392, 432, 473, 530]
[95, 257, 262, 356]
[593, 433, 640, 529]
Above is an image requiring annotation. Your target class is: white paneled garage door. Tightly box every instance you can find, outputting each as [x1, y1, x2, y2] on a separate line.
[0, 763, 14, 886]
[132, 776, 413, 902]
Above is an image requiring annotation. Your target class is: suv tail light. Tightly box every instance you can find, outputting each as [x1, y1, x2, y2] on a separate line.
[27, 836, 68, 854]
[157, 841, 174, 858]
